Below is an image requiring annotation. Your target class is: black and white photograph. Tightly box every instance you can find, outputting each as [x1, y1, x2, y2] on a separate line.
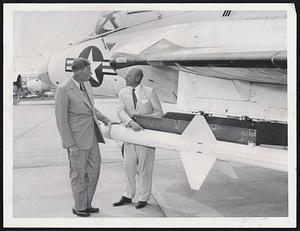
[3, 3, 297, 228]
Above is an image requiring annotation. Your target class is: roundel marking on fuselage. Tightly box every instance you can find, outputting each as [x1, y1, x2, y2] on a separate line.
[78, 46, 104, 87]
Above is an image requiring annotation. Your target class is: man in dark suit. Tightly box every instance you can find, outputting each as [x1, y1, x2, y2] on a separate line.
[55, 58, 111, 217]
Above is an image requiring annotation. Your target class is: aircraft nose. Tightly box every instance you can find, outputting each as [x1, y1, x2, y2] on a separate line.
[37, 60, 53, 87]
[38, 71, 52, 86]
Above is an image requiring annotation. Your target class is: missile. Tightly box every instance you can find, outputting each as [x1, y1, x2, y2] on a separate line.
[101, 115, 288, 190]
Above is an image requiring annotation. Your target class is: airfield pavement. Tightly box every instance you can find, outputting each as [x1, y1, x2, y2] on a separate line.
[8, 98, 288, 226]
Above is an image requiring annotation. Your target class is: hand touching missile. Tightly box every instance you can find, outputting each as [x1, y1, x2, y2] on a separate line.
[128, 120, 143, 131]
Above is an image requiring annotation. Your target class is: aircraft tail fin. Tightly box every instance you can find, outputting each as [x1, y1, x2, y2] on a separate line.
[180, 151, 216, 190]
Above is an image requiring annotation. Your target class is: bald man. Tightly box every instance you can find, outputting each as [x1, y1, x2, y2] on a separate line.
[113, 67, 163, 209]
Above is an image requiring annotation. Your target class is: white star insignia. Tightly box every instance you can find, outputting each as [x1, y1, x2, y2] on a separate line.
[87, 48, 102, 83]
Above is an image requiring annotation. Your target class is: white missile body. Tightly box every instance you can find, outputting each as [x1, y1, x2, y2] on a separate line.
[101, 115, 288, 190]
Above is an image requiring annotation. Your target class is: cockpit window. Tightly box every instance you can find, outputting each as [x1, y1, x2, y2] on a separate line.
[88, 10, 172, 38]
[90, 11, 122, 36]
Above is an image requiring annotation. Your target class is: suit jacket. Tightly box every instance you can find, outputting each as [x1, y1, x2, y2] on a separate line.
[55, 78, 110, 150]
[117, 85, 163, 125]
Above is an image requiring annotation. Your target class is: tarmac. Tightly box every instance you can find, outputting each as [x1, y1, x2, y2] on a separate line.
[10, 98, 288, 225]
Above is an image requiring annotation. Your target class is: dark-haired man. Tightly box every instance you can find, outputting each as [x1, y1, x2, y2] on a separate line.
[55, 57, 111, 217]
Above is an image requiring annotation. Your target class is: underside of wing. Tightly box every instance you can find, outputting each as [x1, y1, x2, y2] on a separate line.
[177, 69, 287, 122]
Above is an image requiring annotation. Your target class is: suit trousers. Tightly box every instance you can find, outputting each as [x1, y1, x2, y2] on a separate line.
[68, 135, 101, 211]
[123, 143, 155, 201]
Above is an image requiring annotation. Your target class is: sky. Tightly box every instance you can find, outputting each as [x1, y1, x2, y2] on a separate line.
[13, 11, 101, 75]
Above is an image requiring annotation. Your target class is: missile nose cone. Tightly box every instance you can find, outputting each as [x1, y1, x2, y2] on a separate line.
[110, 52, 147, 70]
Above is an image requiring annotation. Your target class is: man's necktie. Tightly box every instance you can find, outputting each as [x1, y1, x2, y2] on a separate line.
[80, 83, 84, 91]
[80, 82, 93, 108]
[132, 88, 137, 109]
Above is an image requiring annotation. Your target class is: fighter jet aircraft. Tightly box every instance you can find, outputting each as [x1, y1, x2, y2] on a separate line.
[26, 53, 125, 97]
[39, 10, 289, 190]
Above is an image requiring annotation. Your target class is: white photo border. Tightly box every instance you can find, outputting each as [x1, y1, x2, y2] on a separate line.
[3, 3, 297, 228]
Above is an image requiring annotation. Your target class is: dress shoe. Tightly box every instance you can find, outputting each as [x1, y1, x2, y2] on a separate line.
[113, 196, 132, 206]
[87, 207, 99, 213]
[72, 208, 90, 217]
[135, 201, 147, 209]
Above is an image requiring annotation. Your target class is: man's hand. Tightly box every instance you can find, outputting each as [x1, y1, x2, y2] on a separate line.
[128, 120, 143, 131]
[68, 144, 80, 158]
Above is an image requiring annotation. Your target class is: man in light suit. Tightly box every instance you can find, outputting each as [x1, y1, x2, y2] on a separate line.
[113, 67, 163, 209]
[55, 58, 111, 217]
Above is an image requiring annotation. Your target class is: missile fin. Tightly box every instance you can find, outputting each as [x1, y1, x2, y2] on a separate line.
[214, 160, 238, 179]
[182, 115, 217, 143]
[180, 151, 216, 190]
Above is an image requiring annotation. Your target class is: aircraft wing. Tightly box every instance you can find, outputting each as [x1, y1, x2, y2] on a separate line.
[110, 39, 287, 85]
[110, 39, 287, 121]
